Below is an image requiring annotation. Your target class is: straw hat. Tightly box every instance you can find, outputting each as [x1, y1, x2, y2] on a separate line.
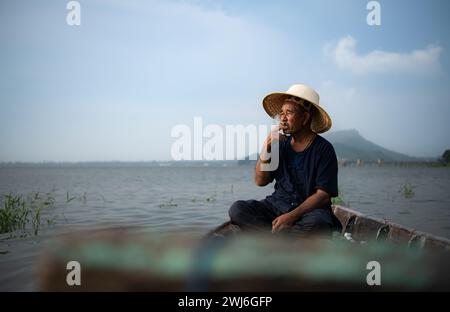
[263, 84, 332, 133]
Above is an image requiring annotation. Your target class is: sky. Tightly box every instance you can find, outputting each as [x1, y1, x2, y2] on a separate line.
[1, 0, 449, 161]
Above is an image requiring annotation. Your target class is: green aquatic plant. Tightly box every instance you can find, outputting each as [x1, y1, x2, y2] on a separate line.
[0, 190, 89, 239]
[206, 193, 216, 203]
[400, 182, 415, 199]
[81, 192, 87, 204]
[0, 193, 57, 235]
[159, 198, 178, 208]
[0, 194, 29, 234]
[66, 191, 76, 203]
[331, 196, 344, 206]
[331, 187, 348, 206]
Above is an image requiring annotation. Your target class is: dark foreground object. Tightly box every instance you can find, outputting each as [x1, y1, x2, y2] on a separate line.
[39, 206, 450, 291]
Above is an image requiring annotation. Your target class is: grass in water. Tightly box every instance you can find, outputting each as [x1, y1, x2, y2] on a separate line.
[331, 186, 348, 206]
[331, 196, 345, 206]
[400, 182, 415, 199]
[206, 193, 216, 203]
[66, 191, 76, 203]
[159, 198, 178, 208]
[0, 192, 57, 236]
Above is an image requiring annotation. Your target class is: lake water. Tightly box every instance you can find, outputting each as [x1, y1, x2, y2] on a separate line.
[1, 164, 450, 291]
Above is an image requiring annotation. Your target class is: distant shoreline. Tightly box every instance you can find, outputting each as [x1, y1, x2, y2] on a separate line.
[0, 160, 448, 168]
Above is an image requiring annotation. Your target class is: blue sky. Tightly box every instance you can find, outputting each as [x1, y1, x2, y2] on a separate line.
[1, 0, 449, 161]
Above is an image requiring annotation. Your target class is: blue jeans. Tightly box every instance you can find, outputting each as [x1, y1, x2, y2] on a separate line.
[228, 199, 335, 237]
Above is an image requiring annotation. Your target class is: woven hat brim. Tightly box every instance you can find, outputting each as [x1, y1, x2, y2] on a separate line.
[262, 92, 332, 134]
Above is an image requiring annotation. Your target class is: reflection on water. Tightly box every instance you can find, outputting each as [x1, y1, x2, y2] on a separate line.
[0, 164, 449, 290]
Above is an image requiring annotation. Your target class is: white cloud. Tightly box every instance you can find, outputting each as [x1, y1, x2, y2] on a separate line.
[317, 80, 450, 157]
[325, 36, 443, 75]
[318, 80, 359, 132]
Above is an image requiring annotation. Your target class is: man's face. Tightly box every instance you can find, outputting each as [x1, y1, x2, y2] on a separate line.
[279, 102, 309, 135]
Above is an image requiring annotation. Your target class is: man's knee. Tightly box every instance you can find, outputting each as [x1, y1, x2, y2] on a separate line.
[228, 200, 247, 223]
[292, 210, 333, 236]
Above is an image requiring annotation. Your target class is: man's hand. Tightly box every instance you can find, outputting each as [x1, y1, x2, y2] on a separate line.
[271, 212, 297, 233]
[259, 125, 287, 164]
[264, 125, 287, 153]
[271, 189, 331, 233]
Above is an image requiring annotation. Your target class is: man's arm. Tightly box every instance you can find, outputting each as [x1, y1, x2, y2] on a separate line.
[271, 189, 330, 233]
[255, 128, 280, 186]
[255, 157, 274, 186]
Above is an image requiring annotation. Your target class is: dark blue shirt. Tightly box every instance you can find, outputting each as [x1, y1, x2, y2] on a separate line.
[265, 135, 338, 214]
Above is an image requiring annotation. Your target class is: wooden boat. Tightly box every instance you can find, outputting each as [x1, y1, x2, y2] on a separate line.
[207, 205, 450, 252]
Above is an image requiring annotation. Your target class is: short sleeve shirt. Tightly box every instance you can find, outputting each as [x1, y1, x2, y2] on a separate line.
[265, 135, 338, 214]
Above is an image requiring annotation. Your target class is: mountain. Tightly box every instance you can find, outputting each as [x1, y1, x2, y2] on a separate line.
[323, 129, 418, 162]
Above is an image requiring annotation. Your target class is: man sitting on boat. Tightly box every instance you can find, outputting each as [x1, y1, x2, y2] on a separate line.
[229, 84, 341, 236]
